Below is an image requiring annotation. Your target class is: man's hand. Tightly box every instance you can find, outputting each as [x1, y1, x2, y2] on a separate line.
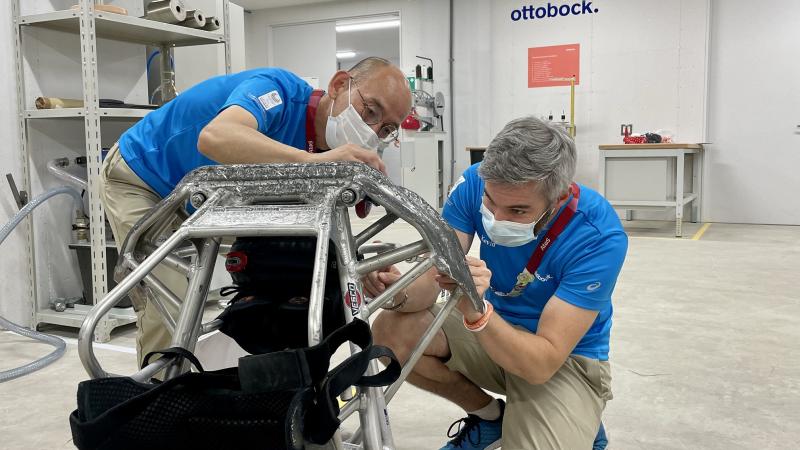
[362, 265, 402, 299]
[435, 256, 491, 322]
[310, 144, 387, 175]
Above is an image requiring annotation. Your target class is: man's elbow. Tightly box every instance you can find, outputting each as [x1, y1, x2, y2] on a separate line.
[523, 371, 553, 385]
[521, 362, 560, 385]
[197, 124, 222, 160]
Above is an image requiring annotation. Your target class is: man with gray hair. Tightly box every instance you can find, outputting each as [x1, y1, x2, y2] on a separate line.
[366, 116, 627, 449]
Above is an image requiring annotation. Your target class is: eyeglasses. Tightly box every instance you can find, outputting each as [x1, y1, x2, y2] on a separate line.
[351, 78, 400, 144]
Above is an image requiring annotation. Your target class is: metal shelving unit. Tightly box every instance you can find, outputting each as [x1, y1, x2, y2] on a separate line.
[12, 0, 232, 342]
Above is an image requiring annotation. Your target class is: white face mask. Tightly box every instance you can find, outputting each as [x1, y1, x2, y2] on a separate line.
[480, 203, 550, 247]
[325, 79, 384, 154]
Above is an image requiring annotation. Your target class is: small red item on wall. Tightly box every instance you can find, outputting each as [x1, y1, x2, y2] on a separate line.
[401, 114, 421, 131]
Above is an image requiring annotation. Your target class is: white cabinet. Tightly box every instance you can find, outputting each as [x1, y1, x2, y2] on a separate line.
[400, 132, 445, 210]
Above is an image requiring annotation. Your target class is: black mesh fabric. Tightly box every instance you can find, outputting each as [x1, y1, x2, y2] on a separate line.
[69, 321, 401, 450]
[70, 371, 304, 450]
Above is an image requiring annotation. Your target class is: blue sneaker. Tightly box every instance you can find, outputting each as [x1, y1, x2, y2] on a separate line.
[593, 421, 608, 450]
[439, 399, 504, 449]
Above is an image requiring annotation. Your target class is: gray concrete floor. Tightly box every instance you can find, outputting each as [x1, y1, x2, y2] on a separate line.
[1, 218, 799, 449]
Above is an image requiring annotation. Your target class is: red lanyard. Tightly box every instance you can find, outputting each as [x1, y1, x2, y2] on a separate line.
[305, 90, 325, 153]
[525, 182, 580, 275]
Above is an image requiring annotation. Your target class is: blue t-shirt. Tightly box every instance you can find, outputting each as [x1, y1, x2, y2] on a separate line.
[119, 68, 313, 198]
[442, 164, 628, 360]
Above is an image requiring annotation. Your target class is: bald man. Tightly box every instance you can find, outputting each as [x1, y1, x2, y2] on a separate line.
[99, 57, 412, 364]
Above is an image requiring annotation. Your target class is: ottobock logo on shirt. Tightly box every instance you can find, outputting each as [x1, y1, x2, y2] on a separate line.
[257, 90, 283, 111]
[534, 271, 552, 283]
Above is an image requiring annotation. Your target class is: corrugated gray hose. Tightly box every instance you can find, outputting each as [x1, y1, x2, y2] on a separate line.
[0, 186, 85, 382]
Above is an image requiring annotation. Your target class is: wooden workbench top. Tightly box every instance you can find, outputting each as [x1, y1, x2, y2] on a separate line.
[598, 143, 703, 150]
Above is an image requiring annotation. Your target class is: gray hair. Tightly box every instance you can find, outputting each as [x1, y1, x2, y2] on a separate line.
[347, 57, 392, 83]
[478, 116, 576, 203]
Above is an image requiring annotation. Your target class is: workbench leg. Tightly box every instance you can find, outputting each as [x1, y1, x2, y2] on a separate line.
[675, 153, 685, 237]
[694, 151, 704, 223]
[598, 152, 607, 199]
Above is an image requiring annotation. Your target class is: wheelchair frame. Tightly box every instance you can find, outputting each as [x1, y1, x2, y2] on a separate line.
[78, 162, 482, 449]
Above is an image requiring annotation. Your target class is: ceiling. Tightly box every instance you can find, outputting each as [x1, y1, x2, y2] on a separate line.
[231, 0, 339, 11]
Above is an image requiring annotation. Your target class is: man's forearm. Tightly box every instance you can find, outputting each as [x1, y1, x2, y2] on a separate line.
[199, 123, 310, 164]
[474, 314, 563, 385]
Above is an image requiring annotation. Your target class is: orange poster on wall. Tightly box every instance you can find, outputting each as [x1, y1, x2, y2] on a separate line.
[528, 43, 580, 88]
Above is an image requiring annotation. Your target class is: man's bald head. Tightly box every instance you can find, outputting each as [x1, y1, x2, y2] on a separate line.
[348, 57, 412, 127]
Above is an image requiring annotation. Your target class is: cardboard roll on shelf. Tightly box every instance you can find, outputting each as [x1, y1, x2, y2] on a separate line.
[70, 4, 128, 15]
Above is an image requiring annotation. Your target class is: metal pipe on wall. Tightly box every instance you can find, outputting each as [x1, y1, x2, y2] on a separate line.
[449, 0, 456, 192]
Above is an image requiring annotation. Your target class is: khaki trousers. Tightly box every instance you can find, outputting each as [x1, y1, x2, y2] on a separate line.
[98, 143, 188, 367]
[434, 304, 613, 450]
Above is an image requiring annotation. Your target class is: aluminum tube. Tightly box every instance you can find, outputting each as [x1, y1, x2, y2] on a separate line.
[365, 258, 433, 317]
[120, 191, 182, 257]
[79, 230, 187, 379]
[165, 238, 219, 379]
[144, 0, 186, 24]
[384, 289, 461, 403]
[355, 240, 427, 275]
[357, 242, 396, 256]
[361, 386, 384, 450]
[130, 356, 173, 382]
[180, 9, 206, 28]
[143, 244, 190, 275]
[307, 223, 332, 346]
[200, 319, 222, 335]
[172, 246, 196, 258]
[354, 213, 398, 247]
[184, 226, 318, 239]
[142, 286, 176, 335]
[158, 45, 176, 102]
[202, 15, 220, 31]
[338, 395, 360, 422]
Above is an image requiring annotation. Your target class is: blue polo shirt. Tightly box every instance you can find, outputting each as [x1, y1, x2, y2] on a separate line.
[443, 164, 628, 360]
[118, 68, 313, 198]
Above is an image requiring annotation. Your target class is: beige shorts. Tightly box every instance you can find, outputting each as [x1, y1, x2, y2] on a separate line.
[434, 303, 613, 450]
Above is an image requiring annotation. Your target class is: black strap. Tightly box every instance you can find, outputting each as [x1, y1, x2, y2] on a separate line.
[238, 319, 372, 393]
[141, 346, 205, 372]
[218, 285, 241, 298]
[306, 340, 401, 444]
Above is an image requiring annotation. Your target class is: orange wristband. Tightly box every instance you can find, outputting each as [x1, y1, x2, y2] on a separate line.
[463, 300, 493, 332]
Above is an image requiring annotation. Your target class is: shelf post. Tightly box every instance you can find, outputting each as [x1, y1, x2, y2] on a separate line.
[77, 0, 111, 342]
[12, 0, 38, 329]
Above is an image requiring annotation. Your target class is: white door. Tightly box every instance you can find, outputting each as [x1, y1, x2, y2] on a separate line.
[705, 0, 800, 224]
[271, 21, 337, 89]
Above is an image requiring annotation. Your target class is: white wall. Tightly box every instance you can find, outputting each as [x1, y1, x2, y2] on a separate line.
[272, 21, 337, 85]
[0, 4, 27, 325]
[244, 0, 455, 188]
[705, 0, 800, 225]
[454, 0, 710, 198]
[174, 0, 246, 91]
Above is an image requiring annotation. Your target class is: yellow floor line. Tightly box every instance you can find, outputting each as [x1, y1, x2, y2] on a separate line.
[691, 223, 712, 240]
